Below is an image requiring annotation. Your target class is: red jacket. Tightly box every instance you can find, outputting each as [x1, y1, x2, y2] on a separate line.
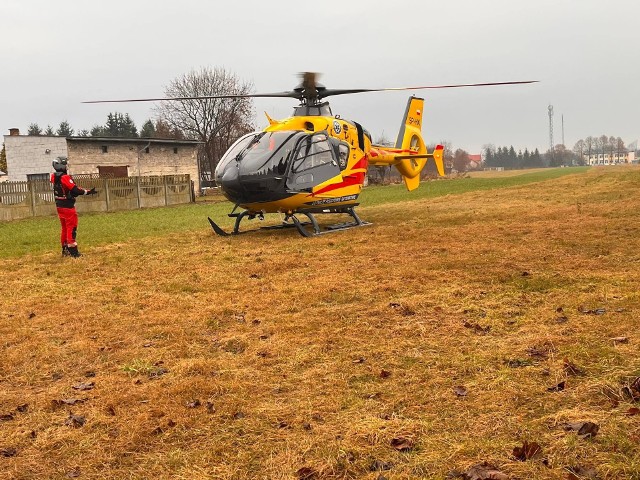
[51, 172, 86, 208]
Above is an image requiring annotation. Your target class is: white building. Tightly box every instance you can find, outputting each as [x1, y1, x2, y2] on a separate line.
[584, 150, 634, 166]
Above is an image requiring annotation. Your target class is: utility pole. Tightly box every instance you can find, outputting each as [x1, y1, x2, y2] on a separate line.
[561, 114, 565, 146]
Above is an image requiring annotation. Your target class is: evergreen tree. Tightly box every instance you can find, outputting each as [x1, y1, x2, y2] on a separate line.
[484, 147, 495, 167]
[0, 143, 6, 173]
[530, 148, 543, 167]
[90, 124, 105, 136]
[140, 119, 156, 138]
[56, 120, 74, 137]
[102, 112, 139, 137]
[77, 129, 90, 137]
[27, 123, 43, 136]
[508, 146, 517, 168]
[44, 125, 55, 136]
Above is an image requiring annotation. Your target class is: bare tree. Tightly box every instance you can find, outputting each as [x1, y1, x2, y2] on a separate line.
[573, 139, 585, 164]
[616, 137, 626, 162]
[453, 148, 470, 173]
[584, 136, 595, 163]
[609, 135, 616, 162]
[598, 135, 609, 163]
[155, 67, 255, 179]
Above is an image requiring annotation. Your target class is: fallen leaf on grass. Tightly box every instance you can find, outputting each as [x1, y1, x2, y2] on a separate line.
[390, 437, 414, 451]
[66, 467, 81, 478]
[296, 467, 319, 480]
[625, 407, 640, 416]
[621, 377, 640, 401]
[547, 381, 566, 392]
[506, 358, 532, 368]
[526, 344, 554, 360]
[379, 369, 392, 379]
[565, 465, 598, 479]
[65, 414, 86, 428]
[611, 337, 629, 344]
[105, 405, 116, 416]
[389, 302, 415, 316]
[564, 421, 599, 438]
[51, 398, 87, 407]
[452, 462, 509, 480]
[463, 321, 491, 334]
[512, 440, 542, 461]
[0, 448, 17, 457]
[453, 386, 468, 397]
[28, 312, 36, 319]
[0, 413, 14, 421]
[563, 359, 585, 376]
[369, 459, 393, 471]
[578, 306, 606, 315]
[185, 399, 201, 408]
[233, 411, 245, 420]
[72, 382, 95, 391]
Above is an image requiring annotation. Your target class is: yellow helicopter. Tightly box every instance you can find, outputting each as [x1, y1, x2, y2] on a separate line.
[86, 73, 536, 236]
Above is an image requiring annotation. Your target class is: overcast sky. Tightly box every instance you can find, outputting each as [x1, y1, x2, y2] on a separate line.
[2, 0, 638, 153]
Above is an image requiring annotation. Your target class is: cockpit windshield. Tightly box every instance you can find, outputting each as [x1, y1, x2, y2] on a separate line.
[218, 131, 303, 177]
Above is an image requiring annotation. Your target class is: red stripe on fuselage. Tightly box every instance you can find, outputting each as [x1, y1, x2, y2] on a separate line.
[309, 156, 368, 197]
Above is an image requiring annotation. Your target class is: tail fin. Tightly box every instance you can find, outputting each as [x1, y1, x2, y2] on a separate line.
[394, 97, 429, 190]
[368, 97, 445, 190]
[395, 96, 425, 149]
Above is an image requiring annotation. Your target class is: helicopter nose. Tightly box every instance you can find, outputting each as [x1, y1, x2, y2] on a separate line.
[217, 164, 242, 200]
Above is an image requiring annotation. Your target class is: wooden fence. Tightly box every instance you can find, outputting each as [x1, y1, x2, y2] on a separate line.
[0, 175, 193, 222]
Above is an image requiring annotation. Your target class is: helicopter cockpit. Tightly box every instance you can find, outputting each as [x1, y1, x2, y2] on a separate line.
[215, 130, 348, 204]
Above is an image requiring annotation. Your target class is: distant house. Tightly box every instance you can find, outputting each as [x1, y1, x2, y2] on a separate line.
[3, 129, 202, 191]
[467, 154, 482, 170]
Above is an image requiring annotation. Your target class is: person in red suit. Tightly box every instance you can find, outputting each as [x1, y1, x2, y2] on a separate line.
[50, 157, 97, 257]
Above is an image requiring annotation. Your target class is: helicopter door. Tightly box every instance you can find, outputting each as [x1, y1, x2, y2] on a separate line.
[287, 133, 341, 191]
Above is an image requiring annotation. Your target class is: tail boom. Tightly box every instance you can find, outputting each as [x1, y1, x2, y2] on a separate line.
[368, 96, 445, 190]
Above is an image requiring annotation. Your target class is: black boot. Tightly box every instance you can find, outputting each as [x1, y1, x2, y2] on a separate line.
[62, 245, 70, 257]
[67, 246, 82, 258]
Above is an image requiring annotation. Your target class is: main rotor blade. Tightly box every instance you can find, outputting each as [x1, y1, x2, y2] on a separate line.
[82, 91, 300, 104]
[83, 80, 538, 104]
[319, 80, 539, 98]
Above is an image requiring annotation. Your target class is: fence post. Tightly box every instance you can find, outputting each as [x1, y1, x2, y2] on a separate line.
[136, 176, 141, 209]
[29, 181, 36, 217]
[104, 178, 110, 212]
[164, 176, 169, 206]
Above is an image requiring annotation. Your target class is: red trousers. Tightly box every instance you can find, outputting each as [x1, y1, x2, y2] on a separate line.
[56, 207, 79, 246]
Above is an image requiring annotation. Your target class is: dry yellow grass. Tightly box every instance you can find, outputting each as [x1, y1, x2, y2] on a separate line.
[1, 166, 639, 479]
[466, 167, 549, 178]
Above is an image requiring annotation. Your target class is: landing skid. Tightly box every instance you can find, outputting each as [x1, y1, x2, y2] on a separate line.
[208, 206, 371, 238]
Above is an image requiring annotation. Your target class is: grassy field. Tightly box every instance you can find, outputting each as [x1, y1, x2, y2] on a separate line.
[0, 167, 588, 259]
[1, 166, 639, 479]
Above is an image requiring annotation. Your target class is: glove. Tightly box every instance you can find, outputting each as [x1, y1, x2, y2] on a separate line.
[86, 187, 98, 195]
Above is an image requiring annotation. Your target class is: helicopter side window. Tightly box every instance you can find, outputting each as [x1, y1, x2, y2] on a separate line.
[329, 139, 350, 170]
[292, 133, 336, 173]
[287, 133, 341, 191]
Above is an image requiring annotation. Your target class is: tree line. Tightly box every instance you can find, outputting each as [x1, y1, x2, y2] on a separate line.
[573, 135, 627, 160]
[26, 113, 185, 140]
[23, 67, 254, 180]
